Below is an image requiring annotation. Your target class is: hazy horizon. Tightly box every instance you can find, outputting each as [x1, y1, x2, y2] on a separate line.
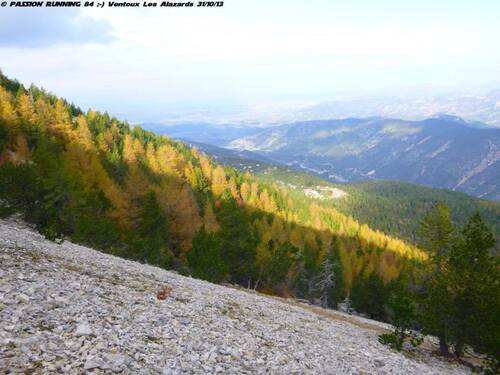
[1, 0, 500, 124]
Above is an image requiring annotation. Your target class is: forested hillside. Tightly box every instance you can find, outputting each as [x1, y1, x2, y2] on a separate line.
[338, 181, 500, 245]
[178, 141, 500, 246]
[0, 71, 423, 306]
[255, 167, 500, 245]
[1, 72, 498, 370]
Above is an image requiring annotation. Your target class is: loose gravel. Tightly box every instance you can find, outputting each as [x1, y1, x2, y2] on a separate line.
[0, 219, 470, 374]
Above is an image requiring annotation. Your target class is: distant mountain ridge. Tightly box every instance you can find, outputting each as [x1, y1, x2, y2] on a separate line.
[222, 117, 500, 200]
[154, 116, 500, 200]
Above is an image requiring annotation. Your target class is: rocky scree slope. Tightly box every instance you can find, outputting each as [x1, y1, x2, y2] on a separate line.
[0, 219, 471, 374]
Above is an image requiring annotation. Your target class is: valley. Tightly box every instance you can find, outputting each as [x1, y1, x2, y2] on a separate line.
[160, 139, 500, 246]
[0, 71, 498, 373]
[2, 2, 500, 373]
[153, 116, 500, 200]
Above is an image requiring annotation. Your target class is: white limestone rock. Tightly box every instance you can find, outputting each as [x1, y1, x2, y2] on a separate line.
[0, 218, 472, 375]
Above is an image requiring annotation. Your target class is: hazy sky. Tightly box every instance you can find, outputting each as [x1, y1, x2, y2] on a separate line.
[1, 0, 499, 122]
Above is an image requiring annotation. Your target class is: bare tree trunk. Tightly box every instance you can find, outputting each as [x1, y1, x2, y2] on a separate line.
[308, 279, 314, 304]
[253, 268, 263, 291]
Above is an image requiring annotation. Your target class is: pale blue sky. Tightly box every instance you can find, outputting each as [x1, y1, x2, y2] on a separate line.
[1, 0, 499, 122]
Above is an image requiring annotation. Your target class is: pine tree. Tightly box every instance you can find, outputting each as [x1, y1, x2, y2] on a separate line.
[379, 280, 421, 351]
[417, 203, 455, 355]
[417, 203, 454, 263]
[328, 240, 345, 308]
[215, 192, 257, 287]
[135, 191, 170, 266]
[262, 241, 297, 292]
[351, 272, 389, 321]
[187, 228, 226, 283]
[446, 213, 499, 364]
[294, 244, 320, 303]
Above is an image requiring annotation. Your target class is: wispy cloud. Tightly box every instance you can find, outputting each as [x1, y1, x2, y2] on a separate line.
[0, 9, 114, 48]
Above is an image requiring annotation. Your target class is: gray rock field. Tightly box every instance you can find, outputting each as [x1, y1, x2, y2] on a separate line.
[0, 219, 471, 374]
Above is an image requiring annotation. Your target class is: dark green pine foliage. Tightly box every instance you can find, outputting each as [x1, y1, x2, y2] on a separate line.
[215, 190, 258, 287]
[187, 228, 227, 283]
[71, 188, 120, 249]
[0, 121, 8, 152]
[415, 206, 499, 370]
[416, 202, 455, 355]
[379, 276, 422, 351]
[131, 191, 171, 267]
[261, 241, 298, 292]
[447, 213, 499, 364]
[102, 146, 128, 186]
[0, 163, 41, 219]
[351, 272, 389, 321]
[326, 240, 345, 309]
[293, 244, 321, 304]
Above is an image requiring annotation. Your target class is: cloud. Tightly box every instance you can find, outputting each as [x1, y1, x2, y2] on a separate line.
[0, 9, 114, 48]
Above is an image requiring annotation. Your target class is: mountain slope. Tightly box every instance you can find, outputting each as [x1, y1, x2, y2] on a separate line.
[227, 117, 500, 200]
[178, 142, 500, 245]
[0, 219, 471, 374]
[0, 71, 424, 304]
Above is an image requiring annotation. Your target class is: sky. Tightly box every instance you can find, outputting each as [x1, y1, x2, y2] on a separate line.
[1, 0, 500, 123]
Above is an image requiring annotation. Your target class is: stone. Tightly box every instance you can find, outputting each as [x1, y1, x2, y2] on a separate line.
[104, 353, 131, 372]
[83, 357, 102, 370]
[75, 324, 93, 337]
[17, 293, 30, 303]
[0, 219, 472, 375]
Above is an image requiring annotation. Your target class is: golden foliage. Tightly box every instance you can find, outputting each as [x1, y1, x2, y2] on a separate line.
[203, 202, 220, 233]
[211, 165, 226, 196]
[0, 81, 426, 292]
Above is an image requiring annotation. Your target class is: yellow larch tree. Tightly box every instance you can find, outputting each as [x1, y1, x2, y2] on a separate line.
[16, 93, 37, 125]
[184, 161, 198, 187]
[211, 165, 227, 196]
[156, 144, 183, 177]
[155, 182, 201, 252]
[240, 181, 251, 202]
[0, 88, 19, 137]
[198, 154, 212, 182]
